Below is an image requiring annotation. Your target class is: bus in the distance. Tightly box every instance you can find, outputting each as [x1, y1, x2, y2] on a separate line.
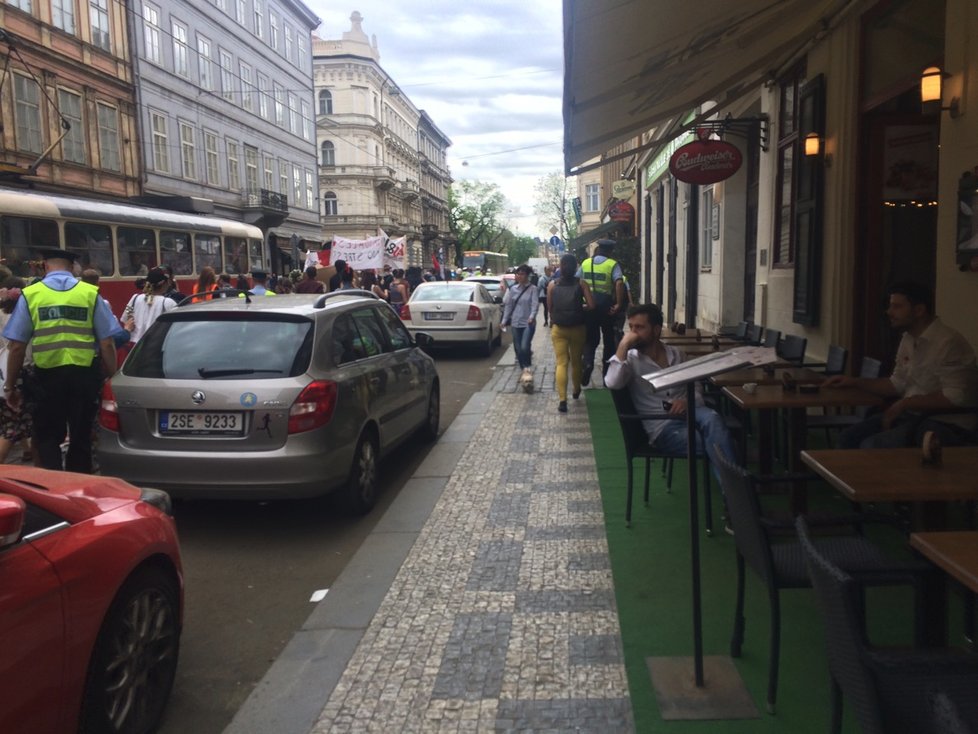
[462, 250, 509, 274]
[0, 189, 265, 316]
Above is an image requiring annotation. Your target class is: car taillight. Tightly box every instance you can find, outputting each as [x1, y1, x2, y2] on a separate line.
[467, 305, 482, 321]
[288, 380, 338, 434]
[400, 304, 411, 320]
[99, 380, 120, 432]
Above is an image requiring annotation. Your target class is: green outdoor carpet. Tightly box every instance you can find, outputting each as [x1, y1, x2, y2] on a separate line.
[586, 389, 936, 733]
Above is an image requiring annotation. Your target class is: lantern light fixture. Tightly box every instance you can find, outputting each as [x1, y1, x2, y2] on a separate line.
[920, 66, 960, 118]
[804, 132, 821, 157]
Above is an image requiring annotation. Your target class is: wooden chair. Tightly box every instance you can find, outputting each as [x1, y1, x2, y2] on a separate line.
[610, 387, 713, 532]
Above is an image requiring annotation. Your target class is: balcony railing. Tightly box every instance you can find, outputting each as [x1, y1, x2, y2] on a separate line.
[400, 179, 420, 201]
[243, 188, 288, 214]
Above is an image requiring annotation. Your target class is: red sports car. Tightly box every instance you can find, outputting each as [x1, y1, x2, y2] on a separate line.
[0, 465, 183, 734]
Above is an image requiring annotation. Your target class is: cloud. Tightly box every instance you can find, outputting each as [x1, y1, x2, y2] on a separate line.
[307, 0, 566, 235]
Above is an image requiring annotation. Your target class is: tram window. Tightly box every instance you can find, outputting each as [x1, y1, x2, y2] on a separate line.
[66, 221, 114, 276]
[160, 230, 192, 276]
[194, 233, 222, 273]
[225, 236, 249, 275]
[249, 238, 263, 270]
[0, 216, 58, 278]
[118, 227, 158, 276]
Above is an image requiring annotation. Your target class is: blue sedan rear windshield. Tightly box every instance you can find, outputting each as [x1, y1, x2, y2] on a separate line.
[124, 316, 314, 379]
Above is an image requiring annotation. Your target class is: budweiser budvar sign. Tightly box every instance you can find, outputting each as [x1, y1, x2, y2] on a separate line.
[668, 139, 743, 185]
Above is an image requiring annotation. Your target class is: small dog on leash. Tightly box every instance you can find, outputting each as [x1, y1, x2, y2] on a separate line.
[519, 368, 535, 394]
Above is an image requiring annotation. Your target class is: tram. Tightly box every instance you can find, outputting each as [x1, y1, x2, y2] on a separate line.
[0, 189, 265, 314]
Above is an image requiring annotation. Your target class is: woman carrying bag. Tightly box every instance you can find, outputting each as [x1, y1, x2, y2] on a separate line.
[547, 253, 594, 413]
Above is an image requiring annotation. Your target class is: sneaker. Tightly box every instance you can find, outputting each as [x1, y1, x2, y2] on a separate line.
[572, 389, 581, 400]
[582, 364, 593, 385]
[558, 401, 568, 413]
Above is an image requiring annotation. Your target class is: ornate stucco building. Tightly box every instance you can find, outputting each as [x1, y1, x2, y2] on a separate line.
[0, 0, 140, 197]
[312, 12, 452, 267]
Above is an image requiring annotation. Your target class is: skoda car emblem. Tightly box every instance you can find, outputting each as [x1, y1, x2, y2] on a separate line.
[191, 390, 206, 405]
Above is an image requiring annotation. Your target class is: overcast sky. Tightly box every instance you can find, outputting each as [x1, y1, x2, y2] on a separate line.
[306, 1, 566, 237]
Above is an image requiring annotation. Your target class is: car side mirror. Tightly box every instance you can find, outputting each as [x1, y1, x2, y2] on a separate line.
[414, 332, 434, 348]
[0, 494, 26, 548]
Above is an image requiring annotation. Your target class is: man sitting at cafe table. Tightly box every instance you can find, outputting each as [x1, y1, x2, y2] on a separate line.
[824, 281, 978, 449]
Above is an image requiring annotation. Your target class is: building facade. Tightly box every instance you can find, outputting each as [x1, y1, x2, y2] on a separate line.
[565, 0, 978, 370]
[312, 12, 452, 268]
[130, 0, 322, 272]
[0, 0, 140, 197]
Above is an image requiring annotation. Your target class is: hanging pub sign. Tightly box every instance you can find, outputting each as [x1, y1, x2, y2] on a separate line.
[668, 138, 743, 185]
[608, 200, 634, 224]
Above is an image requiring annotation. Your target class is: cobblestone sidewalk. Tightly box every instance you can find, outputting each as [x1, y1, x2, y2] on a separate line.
[310, 327, 633, 732]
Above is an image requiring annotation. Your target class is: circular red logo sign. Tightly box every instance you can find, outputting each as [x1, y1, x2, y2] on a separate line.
[669, 140, 743, 185]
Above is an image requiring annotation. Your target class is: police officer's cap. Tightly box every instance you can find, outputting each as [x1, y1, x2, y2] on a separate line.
[251, 268, 268, 279]
[34, 247, 80, 263]
[595, 238, 616, 249]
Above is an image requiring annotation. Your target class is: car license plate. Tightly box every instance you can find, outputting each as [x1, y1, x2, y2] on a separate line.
[159, 411, 245, 435]
[423, 312, 454, 321]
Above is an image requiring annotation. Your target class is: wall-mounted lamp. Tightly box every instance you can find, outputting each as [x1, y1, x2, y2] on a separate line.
[804, 132, 821, 157]
[920, 66, 960, 118]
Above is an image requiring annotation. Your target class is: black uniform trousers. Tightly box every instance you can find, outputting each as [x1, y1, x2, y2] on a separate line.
[33, 362, 101, 473]
[583, 292, 618, 378]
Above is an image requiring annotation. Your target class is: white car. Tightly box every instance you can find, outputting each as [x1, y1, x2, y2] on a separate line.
[401, 281, 502, 355]
[463, 275, 510, 300]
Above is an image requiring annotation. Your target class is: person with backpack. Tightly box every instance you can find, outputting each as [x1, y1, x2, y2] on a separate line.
[547, 254, 595, 413]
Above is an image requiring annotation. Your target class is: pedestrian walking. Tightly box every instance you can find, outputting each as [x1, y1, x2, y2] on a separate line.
[191, 266, 219, 303]
[578, 238, 624, 385]
[501, 264, 539, 377]
[0, 280, 34, 464]
[388, 269, 409, 315]
[295, 266, 325, 294]
[1, 248, 118, 472]
[126, 268, 179, 344]
[537, 265, 553, 326]
[547, 253, 594, 413]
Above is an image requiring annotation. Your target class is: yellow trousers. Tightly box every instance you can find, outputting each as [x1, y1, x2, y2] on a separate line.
[550, 324, 586, 401]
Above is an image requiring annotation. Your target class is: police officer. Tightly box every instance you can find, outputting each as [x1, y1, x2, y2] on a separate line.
[2, 248, 118, 472]
[578, 238, 624, 384]
[249, 269, 276, 296]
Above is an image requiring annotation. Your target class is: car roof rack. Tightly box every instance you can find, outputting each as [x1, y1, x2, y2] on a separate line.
[313, 289, 381, 309]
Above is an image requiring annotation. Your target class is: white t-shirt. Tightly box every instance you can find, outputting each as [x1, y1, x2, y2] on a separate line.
[129, 293, 177, 343]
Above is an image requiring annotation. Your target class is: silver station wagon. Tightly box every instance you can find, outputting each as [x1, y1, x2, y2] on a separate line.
[97, 292, 439, 513]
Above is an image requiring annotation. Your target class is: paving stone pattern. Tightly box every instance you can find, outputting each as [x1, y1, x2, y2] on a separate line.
[312, 328, 634, 732]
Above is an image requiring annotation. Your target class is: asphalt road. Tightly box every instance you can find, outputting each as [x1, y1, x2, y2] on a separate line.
[157, 339, 507, 734]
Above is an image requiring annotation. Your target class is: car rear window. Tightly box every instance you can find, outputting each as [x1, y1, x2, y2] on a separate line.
[124, 314, 314, 379]
[411, 285, 475, 302]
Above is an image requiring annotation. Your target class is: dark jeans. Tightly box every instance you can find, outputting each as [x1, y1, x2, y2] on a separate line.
[584, 295, 618, 377]
[33, 363, 102, 473]
[511, 324, 534, 369]
[839, 412, 976, 449]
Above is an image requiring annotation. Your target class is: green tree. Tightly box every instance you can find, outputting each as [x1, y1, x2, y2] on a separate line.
[495, 230, 538, 267]
[448, 180, 508, 266]
[533, 172, 579, 243]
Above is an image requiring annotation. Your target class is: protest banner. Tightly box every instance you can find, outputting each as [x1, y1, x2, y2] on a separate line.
[330, 235, 385, 269]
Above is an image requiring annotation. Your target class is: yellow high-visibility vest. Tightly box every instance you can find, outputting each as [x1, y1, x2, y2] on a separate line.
[23, 280, 99, 368]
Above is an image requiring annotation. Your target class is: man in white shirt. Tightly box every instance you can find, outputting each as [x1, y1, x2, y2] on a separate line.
[604, 302, 736, 470]
[825, 281, 978, 448]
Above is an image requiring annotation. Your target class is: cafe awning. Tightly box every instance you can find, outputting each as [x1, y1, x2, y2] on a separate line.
[563, 0, 857, 171]
[566, 221, 623, 251]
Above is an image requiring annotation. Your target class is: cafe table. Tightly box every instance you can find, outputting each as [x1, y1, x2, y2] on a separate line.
[722, 384, 885, 512]
[803, 448, 978, 646]
[661, 326, 715, 339]
[910, 531, 978, 595]
[799, 447, 978, 528]
[709, 366, 823, 388]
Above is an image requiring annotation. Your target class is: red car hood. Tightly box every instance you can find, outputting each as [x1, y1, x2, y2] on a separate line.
[0, 466, 142, 523]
